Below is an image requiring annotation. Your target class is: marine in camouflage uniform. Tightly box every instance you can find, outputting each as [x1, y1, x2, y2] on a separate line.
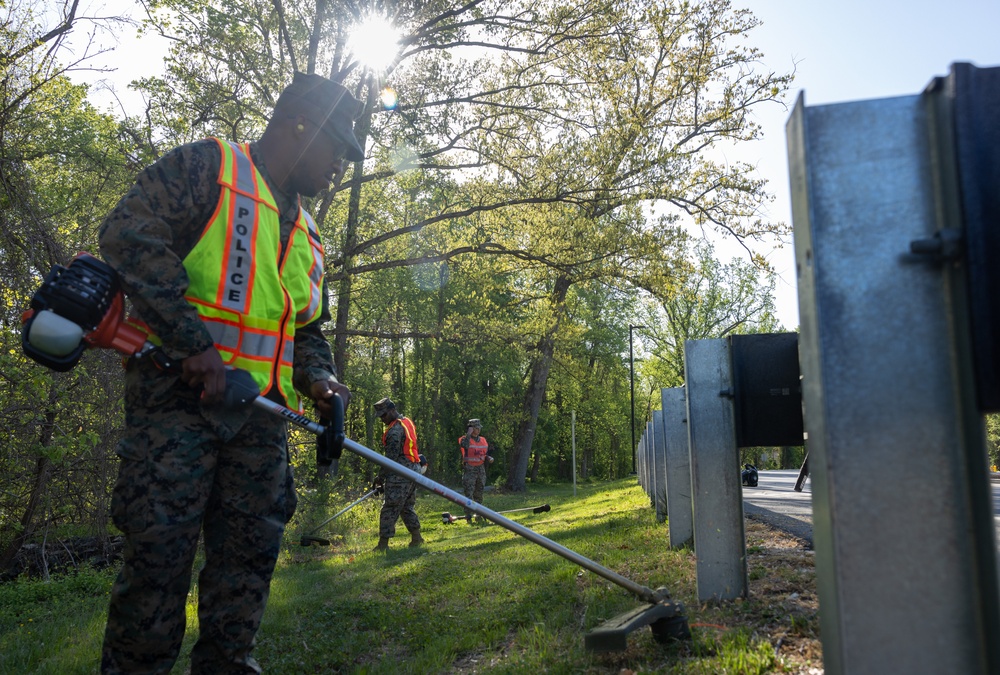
[97, 72, 362, 674]
[372, 398, 423, 550]
[458, 418, 493, 522]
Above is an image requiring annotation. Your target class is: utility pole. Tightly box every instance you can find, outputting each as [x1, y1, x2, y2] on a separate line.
[572, 410, 577, 497]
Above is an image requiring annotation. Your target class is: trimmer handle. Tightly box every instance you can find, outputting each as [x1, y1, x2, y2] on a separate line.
[317, 393, 346, 477]
[221, 370, 344, 453]
[222, 369, 261, 407]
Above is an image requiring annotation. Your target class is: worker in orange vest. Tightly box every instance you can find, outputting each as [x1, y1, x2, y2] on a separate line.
[458, 418, 493, 523]
[372, 398, 423, 550]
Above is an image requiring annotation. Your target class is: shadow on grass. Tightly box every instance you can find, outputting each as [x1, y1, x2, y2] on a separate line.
[258, 479, 702, 674]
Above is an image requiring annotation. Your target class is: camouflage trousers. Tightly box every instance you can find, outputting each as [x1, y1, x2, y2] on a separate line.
[101, 358, 296, 675]
[462, 464, 487, 519]
[378, 469, 421, 538]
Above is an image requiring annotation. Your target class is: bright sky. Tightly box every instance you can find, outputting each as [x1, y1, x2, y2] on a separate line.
[723, 0, 1000, 329]
[73, 0, 1000, 330]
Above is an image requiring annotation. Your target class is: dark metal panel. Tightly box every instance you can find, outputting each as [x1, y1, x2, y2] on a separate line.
[949, 63, 1000, 412]
[661, 387, 693, 549]
[729, 332, 803, 448]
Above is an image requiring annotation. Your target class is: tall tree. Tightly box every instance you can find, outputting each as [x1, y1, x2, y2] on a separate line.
[489, 0, 792, 488]
[0, 0, 796, 546]
[0, 0, 138, 567]
[132, 0, 790, 337]
[640, 240, 782, 390]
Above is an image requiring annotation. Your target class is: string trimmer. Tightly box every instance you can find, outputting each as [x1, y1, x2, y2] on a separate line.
[21, 253, 691, 653]
[21, 252, 345, 471]
[442, 503, 550, 524]
[300, 486, 382, 547]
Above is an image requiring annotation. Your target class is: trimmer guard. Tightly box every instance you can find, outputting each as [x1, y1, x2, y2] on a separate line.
[585, 594, 691, 652]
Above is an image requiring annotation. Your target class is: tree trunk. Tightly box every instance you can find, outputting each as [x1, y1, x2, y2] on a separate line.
[505, 275, 571, 491]
[610, 434, 620, 479]
[0, 386, 58, 572]
[427, 263, 448, 476]
[332, 177, 362, 380]
[780, 446, 795, 469]
[331, 80, 376, 380]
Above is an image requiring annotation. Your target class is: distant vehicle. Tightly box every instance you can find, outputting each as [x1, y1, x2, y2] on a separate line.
[741, 464, 759, 487]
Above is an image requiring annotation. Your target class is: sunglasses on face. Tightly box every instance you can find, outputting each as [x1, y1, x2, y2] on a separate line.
[301, 118, 350, 160]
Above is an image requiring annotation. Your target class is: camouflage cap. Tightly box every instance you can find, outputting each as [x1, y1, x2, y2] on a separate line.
[467, 418, 482, 428]
[276, 71, 365, 161]
[373, 397, 396, 415]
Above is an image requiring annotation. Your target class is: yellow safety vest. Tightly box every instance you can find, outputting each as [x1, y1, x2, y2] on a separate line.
[134, 139, 324, 410]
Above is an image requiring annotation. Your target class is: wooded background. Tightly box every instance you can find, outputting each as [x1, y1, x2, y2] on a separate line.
[7, 0, 989, 575]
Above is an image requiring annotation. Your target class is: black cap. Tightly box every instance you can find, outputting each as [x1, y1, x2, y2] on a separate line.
[373, 397, 396, 414]
[277, 72, 366, 161]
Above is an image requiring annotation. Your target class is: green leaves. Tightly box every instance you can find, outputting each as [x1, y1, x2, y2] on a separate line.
[0, 0, 790, 549]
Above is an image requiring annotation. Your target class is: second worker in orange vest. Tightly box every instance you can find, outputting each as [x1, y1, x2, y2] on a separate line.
[373, 397, 423, 550]
[458, 418, 493, 523]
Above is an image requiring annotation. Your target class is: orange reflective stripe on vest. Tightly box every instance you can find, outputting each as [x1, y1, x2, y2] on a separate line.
[461, 435, 488, 465]
[384, 417, 420, 463]
[283, 209, 324, 327]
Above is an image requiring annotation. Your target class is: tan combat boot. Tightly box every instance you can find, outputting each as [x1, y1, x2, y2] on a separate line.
[409, 531, 424, 547]
[373, 537, 389, 551]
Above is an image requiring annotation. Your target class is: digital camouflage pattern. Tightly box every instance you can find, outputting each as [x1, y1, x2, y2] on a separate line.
[101, 357, 295, 674]
[460, 429, 489, 520]
[98, 139, 338, 674]
[462, 464, 488, 520]
[377, 419, 421, 539]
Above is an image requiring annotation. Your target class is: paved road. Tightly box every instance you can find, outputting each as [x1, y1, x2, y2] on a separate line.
[742, 469, 815, 544]
[742, 469, 1000, 549]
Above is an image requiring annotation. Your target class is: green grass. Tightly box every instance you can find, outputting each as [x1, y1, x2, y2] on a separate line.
[0, 479, 820, 673]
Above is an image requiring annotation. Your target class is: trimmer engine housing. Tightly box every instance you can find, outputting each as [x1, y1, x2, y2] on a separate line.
[21, 253, 144, 371]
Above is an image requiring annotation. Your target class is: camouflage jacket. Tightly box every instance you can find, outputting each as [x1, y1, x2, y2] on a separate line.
[98, 138, 337, 394]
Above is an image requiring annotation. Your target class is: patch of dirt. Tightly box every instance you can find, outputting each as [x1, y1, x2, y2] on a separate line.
[741, 515, 823, 672]
[448, 629, 518, 673]
[447, 517, 823, 674]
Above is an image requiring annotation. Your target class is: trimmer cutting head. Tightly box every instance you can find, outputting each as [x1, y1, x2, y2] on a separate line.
[584, 588, 690, 652]
[300, 535, 332, 547]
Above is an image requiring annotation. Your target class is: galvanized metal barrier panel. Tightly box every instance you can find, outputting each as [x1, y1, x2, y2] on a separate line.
[635, 433, 649, 494]
[789, 76, 1000, 674]
[661, 387, 693, 549]
[684, 338, 747, 601]
[652, 409, 667, 523]
[645, 420, 655, 508]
